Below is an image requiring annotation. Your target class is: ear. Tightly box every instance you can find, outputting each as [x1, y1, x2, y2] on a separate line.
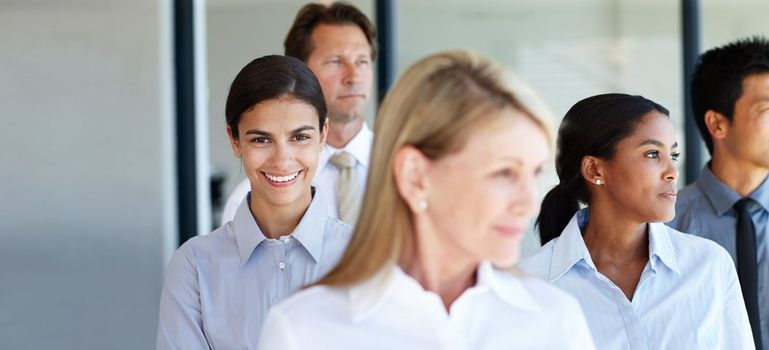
[581, 155, 605, 185]
[704, 110, 729, 141]
[319, 119, 329, 152]
[392, 146, 431, 213]
[227, 125, 242, 158]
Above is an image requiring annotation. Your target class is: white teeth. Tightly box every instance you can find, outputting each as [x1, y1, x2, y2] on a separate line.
[264, 171, 299, 183]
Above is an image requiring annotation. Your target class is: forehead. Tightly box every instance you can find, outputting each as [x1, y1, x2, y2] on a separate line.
[618, 111, 675, 146]
[309, 23, 371, 55]
[739, 72, 769, 101]
[240, 98, 319, 128]
[442, 111, 549, 167]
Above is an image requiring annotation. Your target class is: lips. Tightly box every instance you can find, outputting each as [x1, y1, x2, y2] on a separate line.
[338, 93, 365, 99]
[493, 225, 525, 237]
[261, 170, 302, 187]
[659, 190, 677, 200]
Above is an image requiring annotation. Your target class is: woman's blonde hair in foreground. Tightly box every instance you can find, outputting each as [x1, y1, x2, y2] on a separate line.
[317, 49, 553, 287]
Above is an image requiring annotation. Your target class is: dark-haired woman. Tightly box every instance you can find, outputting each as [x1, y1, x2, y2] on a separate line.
[156, 55, 351, 349]
[520, 93, 754, 349]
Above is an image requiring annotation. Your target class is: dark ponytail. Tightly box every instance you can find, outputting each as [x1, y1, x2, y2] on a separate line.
[536, 93, 670, 245]
[537, 183, 581, 245]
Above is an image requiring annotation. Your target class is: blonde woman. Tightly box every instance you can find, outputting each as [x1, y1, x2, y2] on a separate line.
[257, 50, 595, 349]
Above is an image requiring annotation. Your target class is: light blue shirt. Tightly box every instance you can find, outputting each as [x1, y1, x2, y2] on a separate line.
[669, 165, 769, 349]
[520, 209, 754, 350]
[156, 189, 352, 349]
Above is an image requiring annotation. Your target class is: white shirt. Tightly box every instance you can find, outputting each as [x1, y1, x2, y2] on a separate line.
[220, 123, 373, 224]
[519, 209, 755, 350]
[257, 261, 596, 350]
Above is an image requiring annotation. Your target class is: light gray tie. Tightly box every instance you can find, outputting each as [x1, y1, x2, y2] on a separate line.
[330, 151, 361, 225]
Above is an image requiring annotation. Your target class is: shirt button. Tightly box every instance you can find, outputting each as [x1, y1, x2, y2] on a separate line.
[278, 262, 286, 270]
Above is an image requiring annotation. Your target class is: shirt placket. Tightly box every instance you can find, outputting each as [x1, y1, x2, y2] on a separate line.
[272, 241, 290, 303]
[594, 272, 650, 350]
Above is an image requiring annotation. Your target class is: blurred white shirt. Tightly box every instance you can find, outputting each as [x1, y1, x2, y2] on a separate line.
[220, 123, 372, 225]
[257, 261, 596, 350]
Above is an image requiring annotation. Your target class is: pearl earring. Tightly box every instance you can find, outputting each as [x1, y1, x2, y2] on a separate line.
[417, 199, 428, 212]
[594, 178, 603, 185]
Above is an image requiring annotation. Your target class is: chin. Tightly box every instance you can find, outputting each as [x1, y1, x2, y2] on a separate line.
[647, 210, 675, 223]
[488, 248, 521, 267]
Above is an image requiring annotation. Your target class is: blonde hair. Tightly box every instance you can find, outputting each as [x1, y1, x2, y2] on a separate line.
[317, 49, 553, 287]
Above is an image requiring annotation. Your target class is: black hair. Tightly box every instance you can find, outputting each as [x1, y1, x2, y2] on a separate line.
[537, 93, 669, 245]
[692, 36, 769, 154]
[225, 55, 326, 138]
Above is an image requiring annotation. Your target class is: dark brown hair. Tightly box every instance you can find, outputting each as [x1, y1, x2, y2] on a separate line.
[225, 55, 326, 138]
[284, 2, 377, 62]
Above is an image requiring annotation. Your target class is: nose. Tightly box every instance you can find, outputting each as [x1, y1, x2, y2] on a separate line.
[342, 60, 361, 86]
[268, 142, 293, 168]
[511, 174, 539, 220]
[664, 154, 679, 182]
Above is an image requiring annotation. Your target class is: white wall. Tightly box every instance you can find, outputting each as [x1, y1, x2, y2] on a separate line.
[0, 1, 175, 348]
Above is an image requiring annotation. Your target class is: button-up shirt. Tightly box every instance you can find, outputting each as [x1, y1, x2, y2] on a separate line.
[257, 261, 596, 350]
[669, 165, 769, 349]
[156, 189, 352, 349]
[221, 123, 373, 224]
[520, 209, 754, 350]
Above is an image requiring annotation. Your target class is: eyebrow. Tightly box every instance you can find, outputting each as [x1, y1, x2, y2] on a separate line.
[244, 125, 316, 137]
[638, 139, 678, 148]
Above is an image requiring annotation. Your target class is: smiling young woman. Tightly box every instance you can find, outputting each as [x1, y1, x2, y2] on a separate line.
[520, 93, 754, 349]
[156, 55, 352, 349]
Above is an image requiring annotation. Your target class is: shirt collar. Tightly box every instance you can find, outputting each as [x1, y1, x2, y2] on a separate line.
[475, 261, 541, 313]
[549, 209, 596, 281]
[647, 222, 680, 276]
[232, 187, 329, 266]
[548, 209, 680, 279]
[325, 122, 372, 168]
[348, 261, 540, 324]
[696, 165, 744, 215]
[746, 171, 769, 212]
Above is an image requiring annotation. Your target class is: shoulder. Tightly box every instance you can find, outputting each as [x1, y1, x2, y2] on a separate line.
[663, 225, 733, 267]
[324, 216, 353, 238]
[322, 217, 353, 249]
[172, 225, 234, 267]
[517, 238, 558, 279]
[514, 272, 581, 310]
[673, 182, 707, 213]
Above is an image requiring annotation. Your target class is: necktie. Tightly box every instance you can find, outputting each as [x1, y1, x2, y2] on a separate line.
[330, 151, 361, 226]
[734, 198, 763, 349]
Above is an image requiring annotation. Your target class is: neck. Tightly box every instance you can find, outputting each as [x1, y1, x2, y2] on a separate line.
[249, 189, 312, 239]
[582, 202, 648, 264]
[327, 117, 364, 148]
[402, 220, 478, 311]
[710, 155, 769, 197]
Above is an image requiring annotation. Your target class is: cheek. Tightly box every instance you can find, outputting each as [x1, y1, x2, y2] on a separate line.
[296, 145, 321, 171]
[240, 148, 268, 170]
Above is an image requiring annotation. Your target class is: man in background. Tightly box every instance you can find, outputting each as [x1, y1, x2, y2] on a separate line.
[669, 37, 769, 349]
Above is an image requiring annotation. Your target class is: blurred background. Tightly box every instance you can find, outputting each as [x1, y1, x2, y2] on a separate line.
[1, 0, 767, 348]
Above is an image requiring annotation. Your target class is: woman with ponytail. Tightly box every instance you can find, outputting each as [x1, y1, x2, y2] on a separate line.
[520, 93, 753, 349]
